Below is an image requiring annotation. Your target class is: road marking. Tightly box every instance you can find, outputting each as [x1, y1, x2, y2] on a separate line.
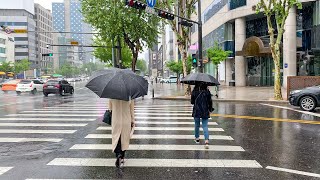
[261, 103, 320, 118]
[97, 126, 224, 131]
[211, 114, 320, 125]
[0, 129, 76, 134]
[135, 113, 191, 116]
[0, 138, 62, 142]
[0, 167, 13, 175]
[31, 109, 192, 113]
[0, 123, 88, 127]
[266, 166, 320, 178]
[85, 134, 234, 140]
[6, 114, 100, 117]
[135, 121, 218, 125]
[136, 116, 196, 120]
[70, 144, 244, 151]
[47, 158, 262, 168]
[22, 111, 104, 113]
[0, 118, 96, 122]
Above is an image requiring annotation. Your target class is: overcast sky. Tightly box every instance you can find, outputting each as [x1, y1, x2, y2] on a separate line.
[34, 0, 63, 11]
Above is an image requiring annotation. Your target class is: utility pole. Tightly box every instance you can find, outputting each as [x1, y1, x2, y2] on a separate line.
[112, 38, 116, 67]
[117, 36, 122, 69]
[198, 0, 203, 73]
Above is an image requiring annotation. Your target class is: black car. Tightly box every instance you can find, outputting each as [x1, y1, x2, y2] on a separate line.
[289, 85, 320, 111]
[43, 80, 74, 97]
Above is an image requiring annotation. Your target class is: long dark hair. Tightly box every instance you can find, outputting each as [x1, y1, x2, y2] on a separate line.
[200, 83, 208, 91]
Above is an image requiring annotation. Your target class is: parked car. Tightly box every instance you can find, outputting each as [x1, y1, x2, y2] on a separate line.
[43, 80, 74, 97]
[16, 79, 44, 95]
[289, 85, 320, 111]
[1, 80, 21, 93]
[168, 76, 178, 83]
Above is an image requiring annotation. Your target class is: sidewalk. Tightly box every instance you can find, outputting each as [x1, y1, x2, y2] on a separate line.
[153, 84, 289, 104]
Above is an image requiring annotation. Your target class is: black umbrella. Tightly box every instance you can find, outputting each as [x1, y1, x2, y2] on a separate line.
[180, 73, 220, 86]
[85, 68, 148, 101]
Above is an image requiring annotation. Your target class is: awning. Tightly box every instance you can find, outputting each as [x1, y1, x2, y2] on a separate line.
[236, 36, 272, 57]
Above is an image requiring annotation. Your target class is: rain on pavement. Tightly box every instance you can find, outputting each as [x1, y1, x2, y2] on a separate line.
[0, 82, 319, 179]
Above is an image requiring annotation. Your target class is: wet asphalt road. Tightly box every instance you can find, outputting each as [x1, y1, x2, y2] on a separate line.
[0, 82, 319, 180]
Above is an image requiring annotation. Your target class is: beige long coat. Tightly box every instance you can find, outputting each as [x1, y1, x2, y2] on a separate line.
[109, 99, 135, 152]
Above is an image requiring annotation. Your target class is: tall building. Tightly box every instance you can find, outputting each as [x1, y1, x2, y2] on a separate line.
[34, 3, 53, 74]
[191, 0, 320, 87]
[0, 0, 36, 68]
[52, 0, 93, 65]
[0, 31, 15, 63]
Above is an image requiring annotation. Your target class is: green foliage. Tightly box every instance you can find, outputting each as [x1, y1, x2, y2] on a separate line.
[92, 36, 132, 68]
[166, 60, 183, 75]
[207, 42, 232, 66]
[14, 59, 31, 75]
[136, 59, 147, 74]
[0, 62, 13, 73]
[255, 0, 302, 100]
[56, 62, 105, 77]
[81, 0, 161, 71]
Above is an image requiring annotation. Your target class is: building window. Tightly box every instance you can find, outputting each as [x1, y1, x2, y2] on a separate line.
[0, 38, 5, 45]
[0, 47, 6, 53]
[229, 0, 247, 10]
[15, 52, 29, 56]
[15, 45, 28, 48]
[202, 0, 228, 23]
[14, 37, 28, 41]
[0, 57, 6, 62]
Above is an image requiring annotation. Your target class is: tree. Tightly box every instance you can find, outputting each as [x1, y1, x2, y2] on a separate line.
[81, 0, 161, 71]
[82, 62, 105, 76]
[207, 41, 232, 79]
[162, 0, 197, 95]
[256, 0, 302, 100]
[14, 59, 31, 77]
[0, 62, 13, 74]
[136, 59, 147, 74]
[92, 35, 132, 68]
[166, 60, 182, 83]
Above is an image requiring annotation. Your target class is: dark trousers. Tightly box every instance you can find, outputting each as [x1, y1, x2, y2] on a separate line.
[115, 137, 126, 158]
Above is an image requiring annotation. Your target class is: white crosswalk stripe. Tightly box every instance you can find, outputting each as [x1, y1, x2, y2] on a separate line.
[85, 134, 234, 140]
[0, 167, 13, 175]
[70, 144, 245, 151]
[0, 123, 88, 127]
[47, 158, 262, 168]
[0, 138, 62, 142]
[0, 118, 96, 122]
[97, 126, 224, 131]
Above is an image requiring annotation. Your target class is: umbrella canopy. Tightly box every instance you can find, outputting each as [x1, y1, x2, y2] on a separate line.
[85, 68, 148, 101]
[181, 73, 220, 86]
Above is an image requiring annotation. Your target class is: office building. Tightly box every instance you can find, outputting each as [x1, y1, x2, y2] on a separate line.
[191, 0, 320, 87]
[52, 0, 93, 65]
[34, 3, 53, 73]
[0, 0, 36, 68]
[0, 31, 15, 63]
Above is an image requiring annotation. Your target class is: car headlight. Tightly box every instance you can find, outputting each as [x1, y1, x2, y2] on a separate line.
[290, 90, 302, 95]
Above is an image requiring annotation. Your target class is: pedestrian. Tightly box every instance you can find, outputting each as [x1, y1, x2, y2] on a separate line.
[191, 83, 214, 149]
[109, 99, 135, 168]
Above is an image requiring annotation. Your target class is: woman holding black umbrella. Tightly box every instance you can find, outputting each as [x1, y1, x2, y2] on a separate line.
[191, 83, 214, 149]
[85, 68, 148, 168]
[109, 99, 135, 168]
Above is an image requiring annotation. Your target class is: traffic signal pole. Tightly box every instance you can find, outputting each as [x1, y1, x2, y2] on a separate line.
[197, 0, 203, 73]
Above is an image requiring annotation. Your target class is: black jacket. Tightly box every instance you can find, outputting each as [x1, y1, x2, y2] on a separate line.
[191, 89, 213, 119]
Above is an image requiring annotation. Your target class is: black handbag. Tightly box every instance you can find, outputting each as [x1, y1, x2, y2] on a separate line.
[103, 110, 112, 125]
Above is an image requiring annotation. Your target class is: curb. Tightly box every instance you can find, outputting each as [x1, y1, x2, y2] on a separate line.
[154, 96, 289, 104]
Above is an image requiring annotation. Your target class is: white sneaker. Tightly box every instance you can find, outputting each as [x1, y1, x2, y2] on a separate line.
[205, 143, 209, 149]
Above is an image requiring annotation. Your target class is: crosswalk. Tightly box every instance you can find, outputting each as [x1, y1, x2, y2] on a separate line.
[0, 100, 262, 178]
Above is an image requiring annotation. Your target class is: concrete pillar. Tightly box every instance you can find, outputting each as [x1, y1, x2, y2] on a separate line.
[225, 58, 233, 86]
[235, 18, 247, 86]
[283, 7, 297, 88]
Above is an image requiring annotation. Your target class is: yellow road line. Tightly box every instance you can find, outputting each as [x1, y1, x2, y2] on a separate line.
[210, 114, 320, 125]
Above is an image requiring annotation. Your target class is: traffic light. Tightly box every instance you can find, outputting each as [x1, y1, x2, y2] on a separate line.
[126, 0, 147, 10]
[179, 20, 193, 27]
[42, 53, 53, 57]
[158, 10, 174, 21]
[192, 54, 197, 67]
